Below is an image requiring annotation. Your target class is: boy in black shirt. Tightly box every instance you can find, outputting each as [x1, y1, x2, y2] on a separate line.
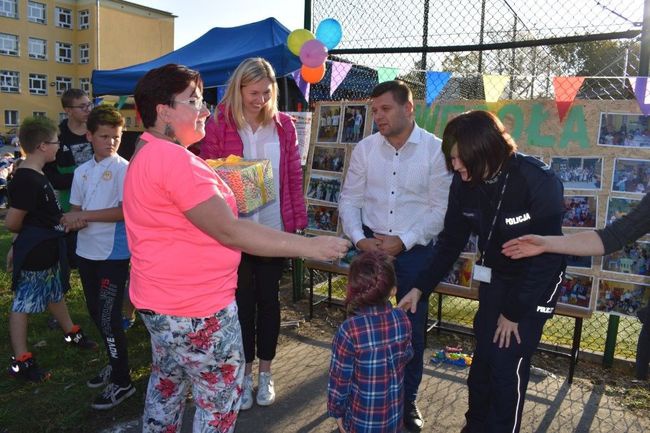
[6, 116, 97, 382]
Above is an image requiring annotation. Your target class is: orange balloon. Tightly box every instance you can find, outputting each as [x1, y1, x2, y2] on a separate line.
[301, 63, 326, 84]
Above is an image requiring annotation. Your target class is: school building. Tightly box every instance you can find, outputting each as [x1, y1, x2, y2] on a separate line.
[0, 0, 174, 136]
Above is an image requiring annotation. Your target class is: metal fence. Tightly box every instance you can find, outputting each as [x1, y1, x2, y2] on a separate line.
[306, 0, 648, 362]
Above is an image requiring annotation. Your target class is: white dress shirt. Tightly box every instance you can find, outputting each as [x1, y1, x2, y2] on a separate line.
[339, 124, 451, 250]
[238, 121, 282, 230]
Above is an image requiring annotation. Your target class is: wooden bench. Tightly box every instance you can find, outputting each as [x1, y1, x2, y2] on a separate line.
[303, 259, 589, 384]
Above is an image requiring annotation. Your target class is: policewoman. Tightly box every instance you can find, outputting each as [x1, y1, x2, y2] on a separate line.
[398, 110, 565, 433]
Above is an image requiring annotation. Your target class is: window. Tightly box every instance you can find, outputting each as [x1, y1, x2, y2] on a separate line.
[79, 78, 90, 94]
[0, 0, 17, 19]
[27, 1, 46, 24]
[55, 42, 72, 63]
[55, 76, 72, 95]
[0, 70, 19, 93]
[33, 111, 46, 117]
[0, 33, 18, 56]
[28, 38, 47, 60]
[29, 73, 47, 95]
[55, 6, 72, 29]
[79, 43, 89, 64]
[58, 112, 67, 123]
[78, 9, 89, 29]
[5, 110, 19, 126]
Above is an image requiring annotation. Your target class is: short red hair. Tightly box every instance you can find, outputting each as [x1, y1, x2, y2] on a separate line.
[345, 250, 396, 309]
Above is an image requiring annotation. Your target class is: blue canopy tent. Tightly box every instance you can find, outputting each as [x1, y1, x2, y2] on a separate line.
[91, 18, 302, 96]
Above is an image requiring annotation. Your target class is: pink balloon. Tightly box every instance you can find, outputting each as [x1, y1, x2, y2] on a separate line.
[299, 39, 328, 68]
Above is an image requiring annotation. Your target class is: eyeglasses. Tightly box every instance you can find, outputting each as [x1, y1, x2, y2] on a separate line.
[67, 103, 94, 111]
[173, 98, 207, 110]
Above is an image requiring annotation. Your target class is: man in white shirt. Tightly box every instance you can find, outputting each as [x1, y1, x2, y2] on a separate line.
[339, 80, 451, 433]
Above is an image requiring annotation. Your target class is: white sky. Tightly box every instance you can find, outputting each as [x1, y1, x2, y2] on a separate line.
[132, 0, 306, 49]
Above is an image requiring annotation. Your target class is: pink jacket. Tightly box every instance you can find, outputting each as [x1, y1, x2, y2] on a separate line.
[200, 106, 307, 233]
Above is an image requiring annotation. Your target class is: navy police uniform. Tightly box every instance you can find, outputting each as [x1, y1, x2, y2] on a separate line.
[415, 153, 566, 433]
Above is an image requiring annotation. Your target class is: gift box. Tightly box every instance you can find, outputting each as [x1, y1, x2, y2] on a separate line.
[206, 155, 275, 214]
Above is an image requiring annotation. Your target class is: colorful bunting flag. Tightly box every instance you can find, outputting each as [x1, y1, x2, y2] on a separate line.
[115, 95, 128, 110]
[330, 62, 352, 97]
[377, 67, 400, 83]
[290, 69, 310, 102]
[552, 76, 585, 122]
[628, 77, 650, 116]
[425, 71, 451, 106]
[483, 75, 509, 102]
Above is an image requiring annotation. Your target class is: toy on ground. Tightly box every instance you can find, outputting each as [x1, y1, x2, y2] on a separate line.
[430, 346, 473, 367]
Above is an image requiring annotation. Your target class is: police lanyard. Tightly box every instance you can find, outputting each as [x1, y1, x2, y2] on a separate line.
[478, 172, 510, 266]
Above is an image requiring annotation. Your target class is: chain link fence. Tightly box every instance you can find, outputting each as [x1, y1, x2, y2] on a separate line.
[306, 0, 648, 362]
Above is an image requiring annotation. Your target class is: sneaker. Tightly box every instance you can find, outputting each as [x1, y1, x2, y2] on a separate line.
[64, 326, 98, 350]
[240, 374, 254, 410]
[256, 372, 275, 406]
[8, 354, 51, 382]
[87, 365, 112, 389]
[91, 382, 136, 410]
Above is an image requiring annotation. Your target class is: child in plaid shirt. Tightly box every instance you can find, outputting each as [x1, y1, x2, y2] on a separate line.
[328, 250, 414, 433]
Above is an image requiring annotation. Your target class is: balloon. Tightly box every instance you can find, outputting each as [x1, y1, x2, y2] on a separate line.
[287, 29, 315, 56]
[301, 63, 326, 84]
[315, 18, 342, 50]
[299, 39, 328, 68]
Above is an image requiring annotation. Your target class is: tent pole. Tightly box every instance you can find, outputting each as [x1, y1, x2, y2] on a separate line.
[304, 0, 312, 31]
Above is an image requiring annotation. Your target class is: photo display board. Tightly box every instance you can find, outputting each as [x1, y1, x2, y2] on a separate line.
[305, 99, 650, 315]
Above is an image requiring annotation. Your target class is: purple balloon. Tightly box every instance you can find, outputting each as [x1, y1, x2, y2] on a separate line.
[299, 39, 328, 68]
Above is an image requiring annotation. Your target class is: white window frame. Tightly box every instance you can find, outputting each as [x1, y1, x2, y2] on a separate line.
[0, 0, 17, 19]
[28, 37, 47, 60]
[29, 73, 47, 95]
[78, 9, 89, 29]
[79, 43, 89, 64]
[79, 78, 90, 94]
[55, 76, 72, 96]
[55, 6, 72, 29]
[55, 42, 72, 63]
[33, 111, 46, 118]
[27, 1, 46, 24]
[58, 112, 67, 123]
[0, 70, 19, 93]
[5, 110, 19, 126]
[0, 33, 18, 56]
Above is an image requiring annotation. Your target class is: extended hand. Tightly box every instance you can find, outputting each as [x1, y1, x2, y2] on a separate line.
[397, 288, 422, 314]
[61, 212, 88, 232]
[493, 314, 521, 348]
[374, 234, 405, 256]
[335, 418, 346, 433]
[502, 235, 546, 259]
[308, 236, 351, 261]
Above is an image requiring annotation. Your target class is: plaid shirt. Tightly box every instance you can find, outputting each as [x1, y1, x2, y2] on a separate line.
[328, 302, 413, 433]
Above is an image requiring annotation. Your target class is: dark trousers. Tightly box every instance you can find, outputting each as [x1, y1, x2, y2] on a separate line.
[636, 307, 650, 380]
[236, 254, 284, 363]
[77, 257, 130, 386]
[464, 277, 546, 433]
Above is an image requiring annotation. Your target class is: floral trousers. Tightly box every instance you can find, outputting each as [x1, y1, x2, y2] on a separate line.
[140, 301, 244, 433]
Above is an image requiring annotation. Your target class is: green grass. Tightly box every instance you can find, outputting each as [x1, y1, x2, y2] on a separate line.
[312, 275, 642, 359]
[0, 231, 151, 433]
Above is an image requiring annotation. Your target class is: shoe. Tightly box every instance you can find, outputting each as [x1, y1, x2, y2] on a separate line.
[64, 326, 98, 350]
[403, 400, 424, 432]
[256, 372, 276, 406]
[91, 382, 136, 410]
[87, 365, 112, 389]
[240, 374, 254, 410]
[8, 354, 51, 382]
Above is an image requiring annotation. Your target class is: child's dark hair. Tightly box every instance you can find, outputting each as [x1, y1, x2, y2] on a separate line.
[87, 105, 125, 133]
[345, 250, 396, 309]
[18, 116, 58, 154]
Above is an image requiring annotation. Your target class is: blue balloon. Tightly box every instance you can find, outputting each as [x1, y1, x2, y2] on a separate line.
[315, 18, 342, 50]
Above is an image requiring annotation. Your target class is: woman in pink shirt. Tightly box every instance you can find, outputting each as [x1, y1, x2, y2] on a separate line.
[201, 58, 306, 410]
[126, 64, 348, 433]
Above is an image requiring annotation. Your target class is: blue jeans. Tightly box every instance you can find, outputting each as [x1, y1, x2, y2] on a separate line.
[395, 242, 434, 403]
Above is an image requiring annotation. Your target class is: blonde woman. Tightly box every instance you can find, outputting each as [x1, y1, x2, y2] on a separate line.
[201, 58, 307, 410]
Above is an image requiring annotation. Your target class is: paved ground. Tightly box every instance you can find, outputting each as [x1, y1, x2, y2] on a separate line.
[100, 329, 650, 433]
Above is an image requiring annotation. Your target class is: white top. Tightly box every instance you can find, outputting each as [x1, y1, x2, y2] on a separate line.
[339, 124, 452, 250]
[239, 121, 282, 230]
[70, 154, 130, 260]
